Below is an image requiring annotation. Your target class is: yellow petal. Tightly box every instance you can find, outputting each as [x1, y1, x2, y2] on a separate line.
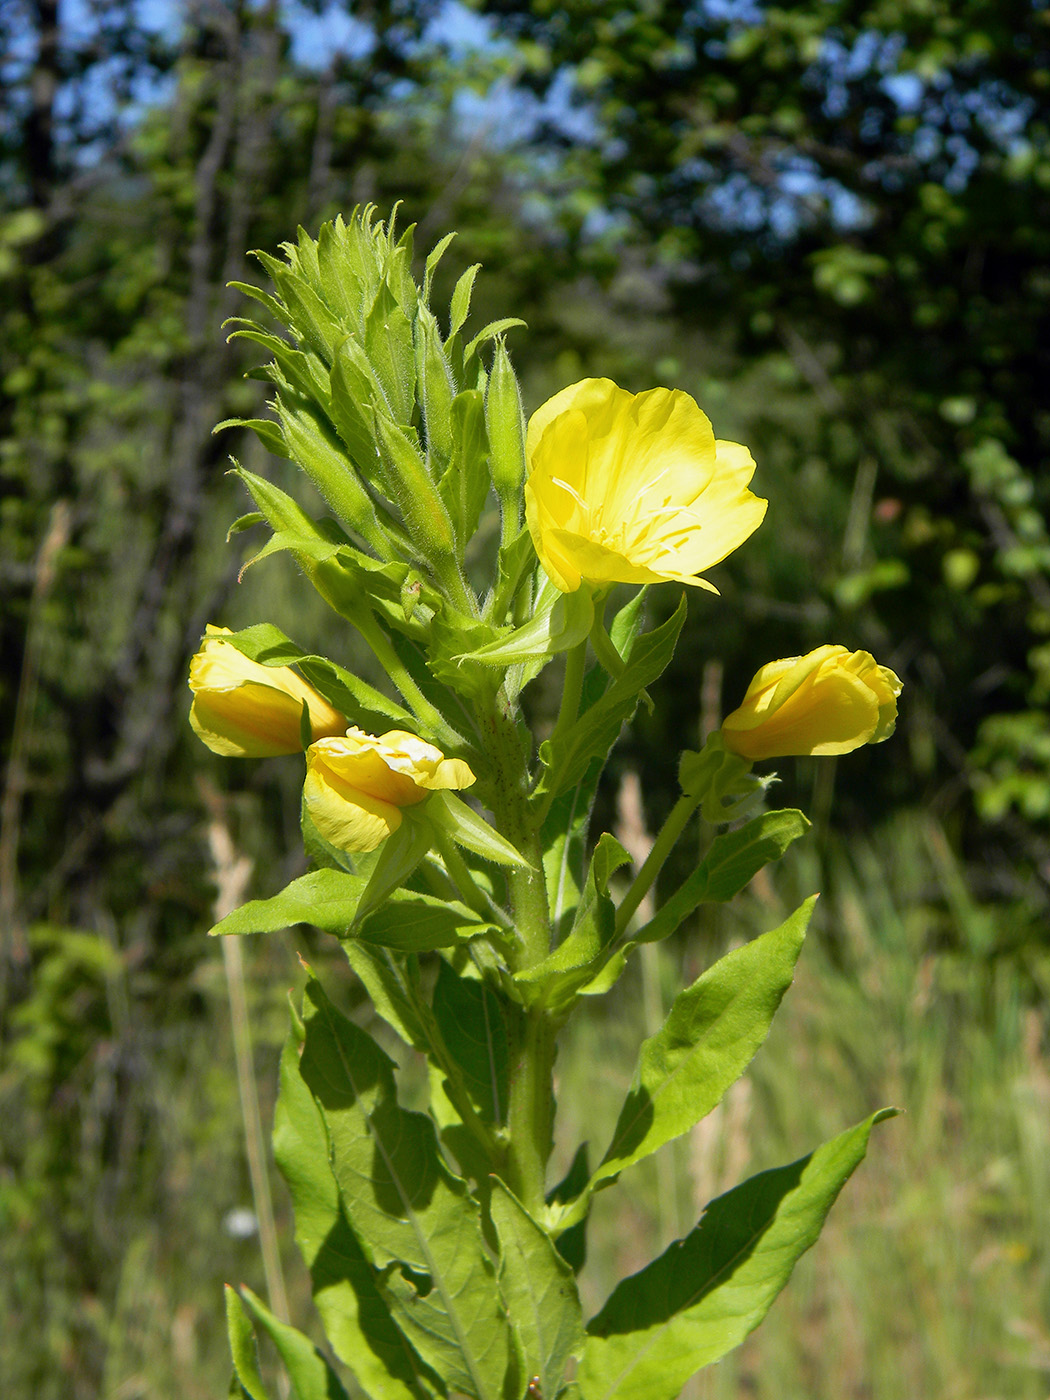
[525, 378, 766, 592]
[722, 645, 902, 760]
[303, 757, 402, 853]
[188, 625, 345, 756]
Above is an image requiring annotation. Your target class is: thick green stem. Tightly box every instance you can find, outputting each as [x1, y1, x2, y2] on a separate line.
[483, 702, 555, 1213]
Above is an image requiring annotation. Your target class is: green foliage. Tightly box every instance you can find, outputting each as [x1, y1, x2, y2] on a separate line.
[576, 1110, 894, 1400]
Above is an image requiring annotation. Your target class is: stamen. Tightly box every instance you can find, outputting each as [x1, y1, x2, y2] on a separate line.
[552, 477, 589, 511]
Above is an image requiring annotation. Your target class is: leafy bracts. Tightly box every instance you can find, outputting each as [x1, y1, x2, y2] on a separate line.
[195, 208, 902, 1400]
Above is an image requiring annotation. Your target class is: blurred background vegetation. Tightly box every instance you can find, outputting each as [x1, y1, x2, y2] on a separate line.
[2, 0, 1050, 1395]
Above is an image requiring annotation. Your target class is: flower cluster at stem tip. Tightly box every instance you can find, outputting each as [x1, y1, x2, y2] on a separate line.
[189, 375, 902, 849]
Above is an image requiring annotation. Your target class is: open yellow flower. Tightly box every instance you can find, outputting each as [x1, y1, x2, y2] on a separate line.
[721, 646, 902, 761]
[189, 625, 346, 757]
[304, 728, 476, 853]
[525, 378, 767, 593]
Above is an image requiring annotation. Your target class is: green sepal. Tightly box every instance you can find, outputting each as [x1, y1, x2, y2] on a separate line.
[372, 408, 458, 559]
[217, 415, 291, 459]
[576, 1109, 898, 1400]
[416, 305, 457, 470]
[227, 511, 266, 540]
[427, 790, 532, 868]
[277, 390, 382, 539]
[215, 621, 415, 733]
[485, 338, 526, 503]
[364, 281, 416, 424]
[634, 809, 811, 945]
[423, 231, 456, 306]
[437, 389, 490, 546]
[354, 812, 435, 921]
[463, 317, 527, 368]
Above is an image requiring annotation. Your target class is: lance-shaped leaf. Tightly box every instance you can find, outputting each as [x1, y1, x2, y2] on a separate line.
[432, 958, 513, 1126]
[356, 893, 497, 952]
[342, 943, 430, 1053]
[273, 1033, 437, 1400]
[536, 599, 686, 801]
[634, 811, 811, 945]
[490, 1180, 585, 1400]
[210, 868, 494, 952]
[577, 1109, 897, 1400]
[548, 1144, 590, 1275]
[237, 1284, 351, 1400]
[460, 581, 594, 668]
[226, 1286, 274, 1400]
[589, 898, 814, 1194]
[299, 979, 513, 1400]
[516, 835, 631, 1012]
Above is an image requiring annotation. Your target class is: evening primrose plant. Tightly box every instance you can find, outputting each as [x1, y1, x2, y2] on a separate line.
[192, 208, 902, 1400]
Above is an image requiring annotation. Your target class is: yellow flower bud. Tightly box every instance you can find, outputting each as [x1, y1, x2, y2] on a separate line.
[304, 728, 476, 853]
[189, 625, 346, 757]
[524, 377, 767, 593]
[721, 646, 902, 761]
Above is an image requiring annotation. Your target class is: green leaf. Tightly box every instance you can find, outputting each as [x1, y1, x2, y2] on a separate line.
[541, 765, 599, 944]
[547, 1144, 591, 1274]
[576, 1110, 897, 1400]
[462, 582, 594, 668]
[634, 810, 810, 945]
[538, 598, 686, 801]
[516, 834, 631, 1011]
[210, 870, 367, 938]
[490, 1180, 585, 1400]
[341, 943, 430, 1053]
[702, 810, 812, 902]
[431, 958, 512, 1125]
[356, 892, 496, 952]
[299, 980, 513, 1400]
[273, 1036, 436, 1400]
[238, 1284, 351, 1400]
[591, 899, 813, 1193]
[225, 1286, 274, 1400]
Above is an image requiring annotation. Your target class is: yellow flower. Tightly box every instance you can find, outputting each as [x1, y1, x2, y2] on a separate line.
[189, 625, 346, 757]
[524, 377, 767, 593]
[304, 728, 476, 853]
[721, 646, 902, 761]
